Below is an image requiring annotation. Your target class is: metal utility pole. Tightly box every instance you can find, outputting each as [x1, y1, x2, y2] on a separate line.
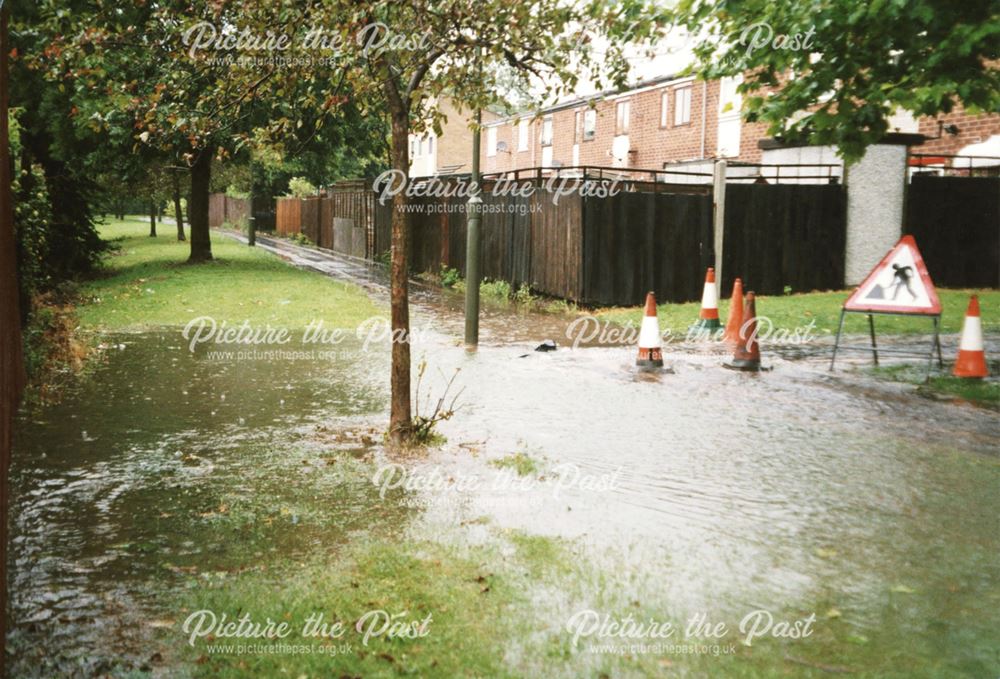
[464, 107, 483, 348]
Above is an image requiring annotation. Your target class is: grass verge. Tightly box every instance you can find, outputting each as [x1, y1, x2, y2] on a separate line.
[867, 363, 1000, 407]
[597, 288, 1000, 336]
[78, 218, 380, 331]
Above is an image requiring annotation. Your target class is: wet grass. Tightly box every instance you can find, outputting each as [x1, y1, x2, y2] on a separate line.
[78, 218, 380, 331]
[597, 288, 1000, 336]
[175, 523, 997, 679]
[490, 451, 540, 476]
[867, 362, 1000, 407]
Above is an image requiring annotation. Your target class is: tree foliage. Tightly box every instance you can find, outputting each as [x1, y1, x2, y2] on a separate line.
[672, 0, 1000, 160]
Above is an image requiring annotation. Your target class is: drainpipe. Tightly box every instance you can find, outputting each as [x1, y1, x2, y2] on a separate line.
[699, 81, 708, 159]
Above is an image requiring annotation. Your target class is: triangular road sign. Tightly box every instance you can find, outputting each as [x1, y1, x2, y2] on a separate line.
[845, 235, 941, 315]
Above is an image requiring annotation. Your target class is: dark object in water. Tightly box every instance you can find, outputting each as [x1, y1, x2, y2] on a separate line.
[535, 340, 557, 352]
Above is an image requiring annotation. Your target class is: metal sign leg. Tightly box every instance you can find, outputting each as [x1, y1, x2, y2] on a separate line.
[867, 314, 879, 366]
[830, 309, 847, 371]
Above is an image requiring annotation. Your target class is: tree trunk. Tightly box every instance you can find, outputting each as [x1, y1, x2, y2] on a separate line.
[388, 109, 412, 443]
[149, 200, 157, 237]
[0, 7, 26, 671]
[173, 172, 185, 241]
[188, 148, 213, 262]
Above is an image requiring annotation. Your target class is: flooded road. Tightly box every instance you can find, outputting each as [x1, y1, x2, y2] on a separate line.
[9, 237, 999, 676]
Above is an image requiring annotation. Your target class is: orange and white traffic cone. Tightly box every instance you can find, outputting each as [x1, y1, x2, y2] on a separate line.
[692, 267, 721, 332]
[953, 295, 988, 378]
[724, 291, 761, 371]
[636, 291, 664, 370]
[722, 278, 744, 346]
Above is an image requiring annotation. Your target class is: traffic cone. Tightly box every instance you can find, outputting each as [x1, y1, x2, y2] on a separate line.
[722, 278, 744, 346]
[692, 267, 721, 332]
[636, 291, 664, 370]
[953, 295, 988, 378]
[724, 291, 761, 371]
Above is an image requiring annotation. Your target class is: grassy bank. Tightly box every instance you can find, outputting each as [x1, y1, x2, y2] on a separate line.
[867, 363, 1000, 407]
[597, 288, 1000, 336]
[78, 218, 380, 331]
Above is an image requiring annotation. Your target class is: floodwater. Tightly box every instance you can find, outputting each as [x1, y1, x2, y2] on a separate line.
[8, 237, 1000, 676]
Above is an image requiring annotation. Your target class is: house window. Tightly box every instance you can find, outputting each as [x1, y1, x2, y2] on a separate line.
[409, 138, 416, 158]
[427, 136, 434, 155]
[574, 111, 582, 142]
[674, 87, 691, 126]
[518, 119, 529, 151]
[616, 100, 630, 135]
[660, 90, 669, 127]
[487, 126, 498, 157]
[719, 76, 742, 116]
[540, 117, 553, 147]
[416, 138, 423, 156]
[583, 109, 596, 140]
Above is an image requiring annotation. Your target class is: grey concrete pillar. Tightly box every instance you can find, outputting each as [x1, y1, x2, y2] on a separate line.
[844, 144, 908, 285]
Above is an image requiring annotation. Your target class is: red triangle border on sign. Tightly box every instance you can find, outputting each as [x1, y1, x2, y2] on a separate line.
[844, 235, 942, 315]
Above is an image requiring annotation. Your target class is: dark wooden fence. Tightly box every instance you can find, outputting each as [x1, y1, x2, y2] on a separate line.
[582, 190, 712, 305]
[218, 170, 859, 306]
[722, 183, 847, 296]
[906, 175, 999, 288]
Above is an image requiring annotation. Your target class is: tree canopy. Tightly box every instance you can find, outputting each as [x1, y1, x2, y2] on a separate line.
[672, 0, 1000, 160]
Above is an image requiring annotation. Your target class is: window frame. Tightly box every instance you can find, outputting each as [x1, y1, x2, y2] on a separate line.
[674, 86, 692, 127]
[615, 100, 631, 136]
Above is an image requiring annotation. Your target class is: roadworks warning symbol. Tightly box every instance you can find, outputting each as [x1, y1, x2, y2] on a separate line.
[844, 235, 941, 315]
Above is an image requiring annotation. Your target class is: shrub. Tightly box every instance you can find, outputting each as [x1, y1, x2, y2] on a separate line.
[440, 265, 462, 288]
[286, 176, 318, 198]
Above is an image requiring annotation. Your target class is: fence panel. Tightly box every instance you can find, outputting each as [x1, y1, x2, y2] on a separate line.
[906, 175, 999, 287]
[275, 198, 301, 235]
[581, 189, 711, 305]
[208, 194, 225, 227]
[300, 197, 321, 244]
[722, 183, 846, 296]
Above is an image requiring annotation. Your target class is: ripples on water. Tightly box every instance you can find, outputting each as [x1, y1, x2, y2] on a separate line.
[8, 309, 1000, 676]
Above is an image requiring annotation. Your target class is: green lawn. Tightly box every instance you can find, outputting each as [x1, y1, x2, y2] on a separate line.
[596, 288, 1000, 336]
[78, 218, 380, 330]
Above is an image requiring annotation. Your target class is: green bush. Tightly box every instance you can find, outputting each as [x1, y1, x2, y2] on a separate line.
[286, 176, 318, 198]
[440, 265, 462, 288]
[479, 278, 512, 300]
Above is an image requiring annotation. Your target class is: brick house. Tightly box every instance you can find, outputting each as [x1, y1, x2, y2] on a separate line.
[408, 97, 500, 177]
[476, 74, 757, 176]
[410, 76, 1000, 179]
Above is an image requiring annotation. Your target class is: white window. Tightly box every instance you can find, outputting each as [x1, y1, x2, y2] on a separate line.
[719, 76, 742, 116]
[427, 136, 435, 155]
[518, 119, 529, 151]
[615, 100, 630, 135]
[540, 117, 553, 147]
[583, 109, 596, 140]
[416, 138, 423, 156]
[487, 126, 498, 157]
[660, 90, 669, 127]
[409, 138, 416, 158]
[674, 87, 691, 126]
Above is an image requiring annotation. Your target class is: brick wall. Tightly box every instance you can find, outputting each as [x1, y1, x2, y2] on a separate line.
[914, 107, 1000, 157]
[481, 78, 754, 173]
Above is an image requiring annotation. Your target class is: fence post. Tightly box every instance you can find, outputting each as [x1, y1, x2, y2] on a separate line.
[713, 160, 727, 285]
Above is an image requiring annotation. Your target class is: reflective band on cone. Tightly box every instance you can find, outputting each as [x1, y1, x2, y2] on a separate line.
[636, 291, 664, 370]
[724, 291, 761, 371]
[722, 278, 744, 346]
[693, 267, 721, 331]
[953, 295, 988, 378]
